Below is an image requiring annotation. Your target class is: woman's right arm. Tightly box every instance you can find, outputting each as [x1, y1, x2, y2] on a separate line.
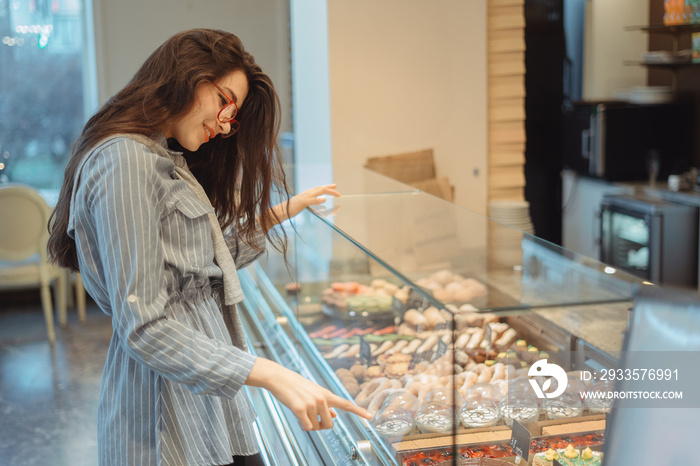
[245, 357, 372, 431]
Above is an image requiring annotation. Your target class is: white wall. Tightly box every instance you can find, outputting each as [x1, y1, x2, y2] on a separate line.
[583, 0, 649, 100]
[91, 0, 292, 133]
[326, 0, 488, 215]
[89, 0, 649, 213]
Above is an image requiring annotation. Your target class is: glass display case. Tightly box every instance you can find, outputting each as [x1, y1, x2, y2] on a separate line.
[237, 186, 645, 465]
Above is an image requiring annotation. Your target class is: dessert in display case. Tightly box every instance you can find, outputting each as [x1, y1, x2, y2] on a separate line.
[235, 189, 644, 465]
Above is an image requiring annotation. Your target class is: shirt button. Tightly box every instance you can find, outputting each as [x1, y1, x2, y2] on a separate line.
[127, 295, 138, 303]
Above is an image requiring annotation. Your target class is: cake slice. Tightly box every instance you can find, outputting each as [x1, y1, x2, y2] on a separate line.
[532, 448, 560, 466]
[555, 445, 603, 466]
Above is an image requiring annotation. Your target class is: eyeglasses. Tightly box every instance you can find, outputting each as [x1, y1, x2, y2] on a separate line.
[212, 82, 240, 138]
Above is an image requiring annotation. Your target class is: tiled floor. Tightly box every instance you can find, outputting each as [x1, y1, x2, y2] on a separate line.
[0, 295, 111, 466]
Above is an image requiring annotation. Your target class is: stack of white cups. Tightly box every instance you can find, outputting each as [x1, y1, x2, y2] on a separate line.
[488, 200, 535, 267]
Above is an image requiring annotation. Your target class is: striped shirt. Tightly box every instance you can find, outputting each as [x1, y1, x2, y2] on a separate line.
[67, 134, 264, 465]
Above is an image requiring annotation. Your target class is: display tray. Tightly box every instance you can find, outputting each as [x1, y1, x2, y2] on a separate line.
[402, 284, 520, 312]
[281, 271, 522, 324]
[395, 424, 605, 465]
[406, 269, 522, 311]
[308, 302, 600, 428]
[322, 295, 404, 324]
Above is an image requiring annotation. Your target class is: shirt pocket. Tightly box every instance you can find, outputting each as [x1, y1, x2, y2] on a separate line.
[161, 196, 216, 269]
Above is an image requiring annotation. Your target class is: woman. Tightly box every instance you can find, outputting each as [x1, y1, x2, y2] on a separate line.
[48, 29, 370, 466]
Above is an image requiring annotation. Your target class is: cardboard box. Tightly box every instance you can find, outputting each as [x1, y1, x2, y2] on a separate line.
[411, 177, 454, 202]
[365, 149, 436, 184]
[365, 149, 454, 202]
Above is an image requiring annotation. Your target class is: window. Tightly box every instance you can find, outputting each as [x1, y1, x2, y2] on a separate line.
[0, 0, 93, 191]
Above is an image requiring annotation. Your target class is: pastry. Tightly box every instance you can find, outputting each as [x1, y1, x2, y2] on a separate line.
[385, 339, 409, 354]
[396, 323, 417, 336]
[432, 288, 452, 303]
[322, 280, 401, 317]
[462, 278, 487, 297]
[533, 448, 560, 466]
[367, 388, 399, 415]
[401, 338, 424, 354]
[454, 332, 470, 349]
[339, 344, 360, 359]
[375, 295, 394, 311]
[335, 369, 360, 396]
[578, 447, 603, 465]
[371, 340, 395, 357]
[488, 322, 510, 341]
[416, 334, 439, 354]
[433, 269, 454, 286]
[466, 329, 484, 349]
[323, 344, 350, 360]
[381, 390, 419, 414]
[494, 328, 518, 350]
[457, 371, 479, 398]
[554, 445, 603, 466]
[452, 287, 477, 303]
[364, 365, 383, 379]
[355, 377, 392, 408]
[349, 364, 366, 381]
[335, 368, 354, 380]
[454, 349, 470, 367]
[403, 309, 427, 328]
[394, 287, 409, 304]
[490, 362, 507, 381]
[340, 378, 360, 397]
[376, 352, 412, 366]
[461, 311, 485, 328]
[423, 306, 446, 329]
[385, 362, 411, 378]
[370, 278, 388, 289]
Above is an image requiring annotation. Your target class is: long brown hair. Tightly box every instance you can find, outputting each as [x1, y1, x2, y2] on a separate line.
[48, 29, 289, 271]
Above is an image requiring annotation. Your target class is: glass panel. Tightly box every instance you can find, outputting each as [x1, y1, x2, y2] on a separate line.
[332, 161, 420, 195]
[252, 192, 639, 464]
[308, 191, 645, 311]
[257, 210, 459, 463]
[289, 161, 418, 196]
[0, 0, 89, 190]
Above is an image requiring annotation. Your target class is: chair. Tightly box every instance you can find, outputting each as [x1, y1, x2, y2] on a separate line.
[0, 183, 67, 344]
[67, 270, 87, 324]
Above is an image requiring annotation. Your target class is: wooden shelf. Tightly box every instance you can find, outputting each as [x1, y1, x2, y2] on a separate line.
[625, 22, 700, 91]
[624, 60, 699, 68]
[625, 23, 700, 34]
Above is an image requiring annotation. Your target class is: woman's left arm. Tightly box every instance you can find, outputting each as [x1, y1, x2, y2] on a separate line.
[268, 184, 340, 227]
[223, 184, 340, 268]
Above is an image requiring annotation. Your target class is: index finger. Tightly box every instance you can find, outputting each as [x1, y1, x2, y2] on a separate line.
[318, 187, 340, 197]
[328, 395, 372, 420]
[315, 183, 339, 193]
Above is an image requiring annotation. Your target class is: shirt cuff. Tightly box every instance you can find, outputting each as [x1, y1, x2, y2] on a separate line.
[216, 348, 258, 399]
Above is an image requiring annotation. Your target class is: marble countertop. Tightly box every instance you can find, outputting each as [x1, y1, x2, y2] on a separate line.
[532, 301, 631, 357]
[484, 270, 631, 358]
[643, 184, 700, 208]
